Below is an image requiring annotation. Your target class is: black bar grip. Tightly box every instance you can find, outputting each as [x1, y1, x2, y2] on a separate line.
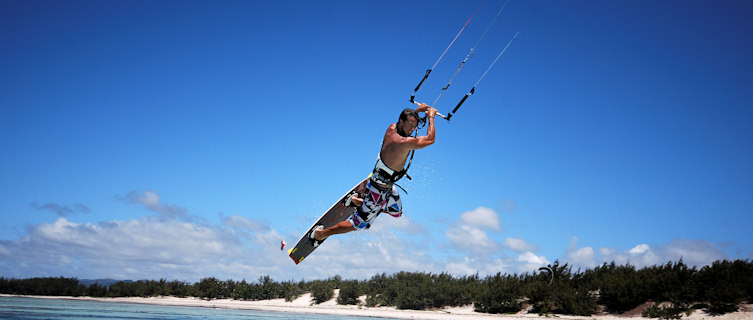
[452, 87, 475, 114]
[452, 94, 469, 114]
[413, 69, 432, 92]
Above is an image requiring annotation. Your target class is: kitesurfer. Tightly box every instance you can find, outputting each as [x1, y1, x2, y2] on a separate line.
[311, 103, 438, 242]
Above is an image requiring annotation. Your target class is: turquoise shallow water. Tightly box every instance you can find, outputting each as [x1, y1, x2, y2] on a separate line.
[0, 296, 399, 320]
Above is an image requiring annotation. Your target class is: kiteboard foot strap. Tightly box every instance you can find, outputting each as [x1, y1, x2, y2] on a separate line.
[309, 225, 327, 247]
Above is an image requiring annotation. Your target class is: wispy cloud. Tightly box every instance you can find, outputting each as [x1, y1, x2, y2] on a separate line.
[30, 202, 90, 217]
[118, 190, 188, 220]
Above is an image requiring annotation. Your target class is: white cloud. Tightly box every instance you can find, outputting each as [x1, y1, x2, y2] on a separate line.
[446, 207, 502, 256]
[442, 252, 549, 276]
[446, 225, 499, 255]
[618, 243, 661, 266]
[0, 210, 293, 282]
[569, 247, 596, 268]
[517, 251, 549, 270]
[565, 239, 728, 269]
[504, 237, 538, 253]
[295, 227, 438, 279]
[6, 196, 555, 281]
[444, 258, 482, 275]
[439, 207, 554, 275]
[0, 191, 441, 282]
[659, 239, 726, 266]
[459, 207, 501, 231]
[0, 192, 734, 283]
[564, 237, 597, 268]
[629, 243, 650, 255]
[446, 256, 507, 276]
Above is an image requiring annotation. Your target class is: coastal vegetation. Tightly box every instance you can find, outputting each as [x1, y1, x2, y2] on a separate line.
[1, 259, 751, 318]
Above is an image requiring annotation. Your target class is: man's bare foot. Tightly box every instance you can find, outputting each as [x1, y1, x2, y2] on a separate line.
[350, 194, 364, 207]
[313, 226, 328, 241]
[310, 225, 327, 242]
[315, 230, 326, 241]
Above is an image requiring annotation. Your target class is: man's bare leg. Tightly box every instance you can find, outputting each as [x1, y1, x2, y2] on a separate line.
[314, 194, 364, 241]
[314, 193, 365, 241]
[315, 221, 355, 241]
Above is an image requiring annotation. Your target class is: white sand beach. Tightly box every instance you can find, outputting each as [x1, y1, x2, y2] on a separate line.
[6, 293, 753, 320]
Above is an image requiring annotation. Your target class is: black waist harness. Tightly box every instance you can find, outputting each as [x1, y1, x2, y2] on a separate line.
[371, 155, 409, 187]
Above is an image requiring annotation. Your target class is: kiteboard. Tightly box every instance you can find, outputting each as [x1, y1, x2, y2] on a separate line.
[287, 177, 370, 264]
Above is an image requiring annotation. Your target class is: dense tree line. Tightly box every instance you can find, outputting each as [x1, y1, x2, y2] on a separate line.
[1, 259, 751, 318]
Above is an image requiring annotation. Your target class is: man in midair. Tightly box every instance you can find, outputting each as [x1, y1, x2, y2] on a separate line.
[311, 103, 438, 242]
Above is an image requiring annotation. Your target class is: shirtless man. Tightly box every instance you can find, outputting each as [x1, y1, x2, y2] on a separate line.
[312, 103, 438, 242]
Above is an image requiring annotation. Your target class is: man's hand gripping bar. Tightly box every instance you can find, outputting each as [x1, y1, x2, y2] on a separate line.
[412, 101, 449, 121]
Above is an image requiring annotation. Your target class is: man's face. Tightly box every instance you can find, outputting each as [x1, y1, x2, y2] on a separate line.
[399, 116, 418, 137]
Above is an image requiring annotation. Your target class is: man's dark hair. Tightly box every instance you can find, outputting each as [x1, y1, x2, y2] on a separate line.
[398, 108, 419, 124]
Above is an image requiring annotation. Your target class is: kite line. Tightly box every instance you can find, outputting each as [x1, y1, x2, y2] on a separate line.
[410, 0, 519, 122]
[431, 0, 510, 108]
[444, 31, 519, 121]
[410, 0, 487, 104]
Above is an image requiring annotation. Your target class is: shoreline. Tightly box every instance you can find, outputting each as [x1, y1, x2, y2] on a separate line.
[4, 294, 752, 320]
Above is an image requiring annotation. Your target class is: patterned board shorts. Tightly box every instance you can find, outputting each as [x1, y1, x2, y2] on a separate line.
[348, 180, 402, 230]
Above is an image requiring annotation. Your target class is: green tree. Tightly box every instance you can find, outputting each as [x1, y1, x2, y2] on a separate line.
[310, 280, 334, 304]
[337, 280, 361, 305]
[167, 280, 192, 298]
[695, 259, 753, 313]
[475, 273, 524, 314]
[280, 280, 305, 302]
[195, 277, 223, 300]
[365, 273, 392, 307]
[589, 262, 646, 313]
[86, 283, 107, 297]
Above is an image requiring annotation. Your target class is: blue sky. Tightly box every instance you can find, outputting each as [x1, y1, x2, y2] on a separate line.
[1, 0, 751, 282]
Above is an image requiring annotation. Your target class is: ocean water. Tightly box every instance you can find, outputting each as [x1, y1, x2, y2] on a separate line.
[0, 296, 399, 320]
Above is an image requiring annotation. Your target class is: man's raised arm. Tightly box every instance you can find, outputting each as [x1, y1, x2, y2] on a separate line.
[412, 107, 437, 150]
